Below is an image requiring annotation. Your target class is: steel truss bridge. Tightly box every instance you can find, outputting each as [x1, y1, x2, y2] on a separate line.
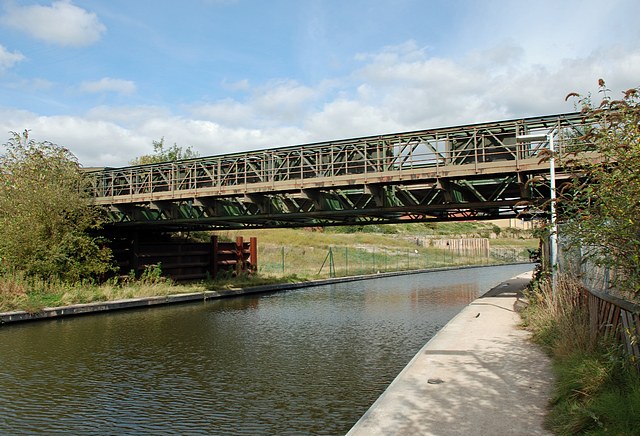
[87, 112, 590, 231]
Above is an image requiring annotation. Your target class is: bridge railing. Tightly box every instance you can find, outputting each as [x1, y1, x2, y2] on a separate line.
[86, 113, 589, 203]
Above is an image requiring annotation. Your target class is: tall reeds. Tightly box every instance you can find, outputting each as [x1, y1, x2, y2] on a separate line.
[522, 274, 640, 434]
[524, 274, 594, 358]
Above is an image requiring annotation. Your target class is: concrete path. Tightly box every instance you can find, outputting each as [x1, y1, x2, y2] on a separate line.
[347, 271, 552, 435]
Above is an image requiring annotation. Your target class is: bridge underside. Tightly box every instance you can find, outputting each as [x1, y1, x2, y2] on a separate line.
[89, 112, 589, 231]
[99, 172, 553, 231]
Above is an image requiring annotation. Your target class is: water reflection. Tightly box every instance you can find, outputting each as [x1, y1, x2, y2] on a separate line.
[0, 264, 531, 435]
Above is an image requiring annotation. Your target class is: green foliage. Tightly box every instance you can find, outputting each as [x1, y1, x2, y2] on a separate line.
[588, 379, 640, 434]
[547, 351, 640, 435]
[0, 270, 72, 312]
[523, 275, 593, 356]
[523, 274, 640, 435]
[562, 81, 640, 295]
[0, 131, 113, 282]
[326, 224, 399, 234]
[139, 263, 167, 285]
[129, 137, 199, 165]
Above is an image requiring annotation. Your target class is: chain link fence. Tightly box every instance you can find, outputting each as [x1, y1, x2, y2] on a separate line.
[258, 245, 530, 279]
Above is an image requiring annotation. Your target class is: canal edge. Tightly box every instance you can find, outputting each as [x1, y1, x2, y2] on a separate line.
[0, 262, 533, 325]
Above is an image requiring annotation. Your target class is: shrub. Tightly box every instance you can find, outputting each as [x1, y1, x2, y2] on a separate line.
[0, 131, 114, 282]
[523, 274, 640, 435]
[562, 81, 640, 296]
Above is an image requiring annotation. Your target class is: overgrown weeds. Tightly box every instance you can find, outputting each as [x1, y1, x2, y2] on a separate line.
[523, 275, 594, 358]
[0, 271, 67, 313]
[0, 269, 307, 314]
[522, 274, 640, 434]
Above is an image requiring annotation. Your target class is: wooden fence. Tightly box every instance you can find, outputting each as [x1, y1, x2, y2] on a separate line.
[583, 287, 640, 365]
[555, 239, 640, 365]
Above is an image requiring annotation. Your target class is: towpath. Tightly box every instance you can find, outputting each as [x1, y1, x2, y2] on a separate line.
[348, 271, 552, 435]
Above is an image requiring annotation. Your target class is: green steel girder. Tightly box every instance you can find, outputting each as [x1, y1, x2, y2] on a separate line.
[102, 172, 539, 231]
[105, 198, 536, 232]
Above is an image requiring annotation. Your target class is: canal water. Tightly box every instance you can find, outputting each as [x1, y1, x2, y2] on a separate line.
[0, 264, 532, 435]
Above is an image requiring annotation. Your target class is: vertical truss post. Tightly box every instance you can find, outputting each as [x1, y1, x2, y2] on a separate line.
[473, 129, 478, 173]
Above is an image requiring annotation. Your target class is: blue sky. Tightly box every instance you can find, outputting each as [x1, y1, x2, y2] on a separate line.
[1, 0, 639, 166]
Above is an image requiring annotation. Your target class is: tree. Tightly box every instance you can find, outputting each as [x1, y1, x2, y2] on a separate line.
[561, 81, 640, 295]
[0, 131, 113, 282]
[129, 137, 199, 165]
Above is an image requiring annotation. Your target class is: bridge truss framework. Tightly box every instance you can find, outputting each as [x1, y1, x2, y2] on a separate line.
[87, 112, 591, 231]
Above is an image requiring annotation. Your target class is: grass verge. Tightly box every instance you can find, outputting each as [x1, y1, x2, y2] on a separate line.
[521, 274, 640, 435]
[0, 270, 305, 314]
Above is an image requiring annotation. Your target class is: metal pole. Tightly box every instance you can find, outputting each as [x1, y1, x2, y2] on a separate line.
[516, 130, 559, 294]
[329, 247, 334, 278]
[345, 247, 348, 276]
[549, 130, 558, 294]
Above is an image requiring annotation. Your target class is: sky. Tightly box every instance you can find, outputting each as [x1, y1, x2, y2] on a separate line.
[1, 0, 639, 167]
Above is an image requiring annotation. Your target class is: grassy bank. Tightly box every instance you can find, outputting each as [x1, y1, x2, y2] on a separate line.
[1, 223, 536, 314]
[222, 225, 536, 277]
[0, 269, 306, 313]
[521, 275, 640, 435]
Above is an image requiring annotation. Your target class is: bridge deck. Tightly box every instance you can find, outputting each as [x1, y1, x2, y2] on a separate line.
[87, 112, 590, 230]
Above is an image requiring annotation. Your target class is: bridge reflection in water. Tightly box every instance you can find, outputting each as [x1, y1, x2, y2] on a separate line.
[86, 112, 591, 231]
[0, 264, 532, 435]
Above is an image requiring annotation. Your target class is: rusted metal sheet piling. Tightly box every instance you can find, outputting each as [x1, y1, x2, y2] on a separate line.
[211, 235, 257, 277]
[112, 235, 257, 281]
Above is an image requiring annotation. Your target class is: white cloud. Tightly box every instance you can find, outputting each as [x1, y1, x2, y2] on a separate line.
[252, 80, 318, 122]
[4, 77, 54, 91]
[0, 44, 25, 70]
[0, 107, 309, 167]
[0, 109, 146, 166]
[305, 99, 401, 140]
[188, 99, 256, 128]
[86, 105, 171, 126]
[2, 1, 106, 47]
[79, 78, 136, 94]
[450, 0, 638, 69]
[188, 80, 320, 128]
[349, 40, 640, 129]
[2, 36, 640, 168]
